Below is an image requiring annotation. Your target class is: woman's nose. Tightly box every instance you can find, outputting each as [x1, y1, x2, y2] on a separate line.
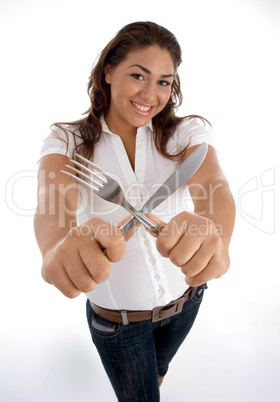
[140, 82, 156, 103]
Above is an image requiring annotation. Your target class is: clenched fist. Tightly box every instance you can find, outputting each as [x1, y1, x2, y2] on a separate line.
[148, 212, 230, 287]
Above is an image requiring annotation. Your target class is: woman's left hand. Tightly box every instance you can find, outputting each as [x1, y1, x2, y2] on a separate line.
[147, 211, 230, 286]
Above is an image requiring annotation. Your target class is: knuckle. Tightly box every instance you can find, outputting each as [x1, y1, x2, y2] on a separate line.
[110, 250, 125, 262]
[156, 237, 170, 257]
[213, 233, 222, 246]
[94, 264, 111, 284]
[219, 256, 230, 276]
[88, 217, 101, 225]
[41, 265, 51, 283]
[191, 278, 201, 287]
[105, 237, 126, 262]
[191, 256, 206, 272]
[79, 280, 96, 294]
[181, 264, 195, 278]
[185, 276, 201, 287]
[169, 252, 185, 267]
[110, 234, 125, 250]
[176, 211, 188, 220]
[64, 288, 81, 299]
[42, 261, 57, 282]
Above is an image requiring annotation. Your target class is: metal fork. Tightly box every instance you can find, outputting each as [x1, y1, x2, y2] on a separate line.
[61, 154, 162, 236]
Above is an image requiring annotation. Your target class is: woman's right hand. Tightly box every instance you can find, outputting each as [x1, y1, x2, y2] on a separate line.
[41, 217, 126, 298]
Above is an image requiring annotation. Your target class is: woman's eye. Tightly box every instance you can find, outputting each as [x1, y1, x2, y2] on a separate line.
[159, 80, 171, 87]
[131, 74, 145, 81]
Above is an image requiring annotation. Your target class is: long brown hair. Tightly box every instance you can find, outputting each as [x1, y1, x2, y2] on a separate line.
[53, 21, 209, 160]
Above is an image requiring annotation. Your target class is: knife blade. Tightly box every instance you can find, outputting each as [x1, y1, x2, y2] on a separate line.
[120, 142, 208, 236]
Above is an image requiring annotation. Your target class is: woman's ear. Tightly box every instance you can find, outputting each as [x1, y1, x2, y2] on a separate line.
[104, 64, 112, 84]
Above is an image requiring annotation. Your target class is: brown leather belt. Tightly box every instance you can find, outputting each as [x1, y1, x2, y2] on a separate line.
[90, 286, 198, 325]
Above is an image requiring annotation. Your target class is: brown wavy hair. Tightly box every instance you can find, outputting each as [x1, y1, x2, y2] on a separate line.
[53, 21, 209, 161]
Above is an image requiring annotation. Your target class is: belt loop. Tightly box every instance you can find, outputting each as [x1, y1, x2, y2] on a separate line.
[121, 311, 129, 326]
[190, 286, 198, 298]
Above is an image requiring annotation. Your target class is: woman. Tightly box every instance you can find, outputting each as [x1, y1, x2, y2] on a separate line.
[34, 21, 235, 401]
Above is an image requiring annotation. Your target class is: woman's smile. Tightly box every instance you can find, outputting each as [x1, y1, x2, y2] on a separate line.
[130, 101, 154, 114]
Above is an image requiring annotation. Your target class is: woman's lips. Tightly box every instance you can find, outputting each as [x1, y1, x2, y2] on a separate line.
[130, 101, 154, 115]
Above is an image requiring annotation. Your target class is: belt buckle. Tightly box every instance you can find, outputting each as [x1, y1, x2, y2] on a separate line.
[152, 296, 185, 323]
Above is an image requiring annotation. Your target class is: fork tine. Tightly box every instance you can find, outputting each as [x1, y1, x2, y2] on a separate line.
[70, 159, 107, 184]
[61, 170, 100, 192]
[65, 164, 104, 189]
[74, 154, 112, 181]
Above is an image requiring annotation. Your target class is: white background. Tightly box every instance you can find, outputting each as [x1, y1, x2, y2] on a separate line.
[1, 0, 279, 401]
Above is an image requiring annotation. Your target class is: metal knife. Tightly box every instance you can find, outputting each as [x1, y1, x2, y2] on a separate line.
[120, 142, 208, 236]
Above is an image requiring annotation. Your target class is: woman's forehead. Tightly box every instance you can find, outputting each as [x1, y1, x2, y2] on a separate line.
[120, 45, 175, 72]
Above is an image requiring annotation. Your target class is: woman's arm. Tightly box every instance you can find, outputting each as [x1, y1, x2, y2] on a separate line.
[34, 154, 78, 257]
[148, 145, 236, 287]
[34, 154, 126, 298]
[187, 145, 235, 250]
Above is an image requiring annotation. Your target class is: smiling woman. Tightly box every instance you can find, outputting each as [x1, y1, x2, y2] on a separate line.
[50, 21, 201, 163]
[34, 21, 235, 402]
[103, 45, 175, 161]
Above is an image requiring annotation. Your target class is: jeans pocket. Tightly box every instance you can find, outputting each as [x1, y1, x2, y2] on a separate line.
[87, 301, 121, 339]
[190, 283, 207, 304]
[91, 317, 118, 333]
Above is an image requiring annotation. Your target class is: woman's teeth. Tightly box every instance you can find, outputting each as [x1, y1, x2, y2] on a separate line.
[131, 101, 152, 112]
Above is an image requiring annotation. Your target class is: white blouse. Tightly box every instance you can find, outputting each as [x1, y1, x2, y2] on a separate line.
[40, 116, 215, 310]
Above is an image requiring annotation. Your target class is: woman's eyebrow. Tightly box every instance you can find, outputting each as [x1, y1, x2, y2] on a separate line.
[127, 64, 174, 78]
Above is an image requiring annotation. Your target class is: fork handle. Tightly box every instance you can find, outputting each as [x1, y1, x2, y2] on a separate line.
[119, 216, 140, 237]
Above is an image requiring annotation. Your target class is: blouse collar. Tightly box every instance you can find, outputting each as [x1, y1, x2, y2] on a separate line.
[100, 115, 153, 135]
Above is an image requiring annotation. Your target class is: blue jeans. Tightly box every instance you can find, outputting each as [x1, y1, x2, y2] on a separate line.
[86, 284, 207, 402]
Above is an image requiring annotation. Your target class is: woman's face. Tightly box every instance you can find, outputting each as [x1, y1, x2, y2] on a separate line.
[104, 45, 175, 136]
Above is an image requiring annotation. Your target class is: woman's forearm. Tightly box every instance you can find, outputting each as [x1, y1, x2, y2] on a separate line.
[34, 188, 77, 259]
[34, 155, 79, 259]
[192, 177, 236, 250]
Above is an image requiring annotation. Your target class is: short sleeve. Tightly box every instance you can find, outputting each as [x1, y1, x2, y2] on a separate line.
[39, 124, 81, 160]
[167, 117, 215, 155]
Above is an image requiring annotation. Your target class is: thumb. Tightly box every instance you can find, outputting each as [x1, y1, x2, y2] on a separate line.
[146, 213, 165, 226]
[146, 214, 168, 236]
[118, 214, 140, 241]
